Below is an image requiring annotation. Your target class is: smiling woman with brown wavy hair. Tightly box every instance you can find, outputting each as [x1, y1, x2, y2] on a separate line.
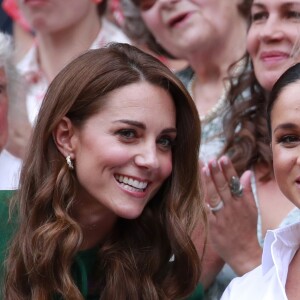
[1, 43, 206, 300]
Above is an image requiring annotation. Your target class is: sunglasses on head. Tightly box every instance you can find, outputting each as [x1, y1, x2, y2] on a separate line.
[132, 0, 156, 11]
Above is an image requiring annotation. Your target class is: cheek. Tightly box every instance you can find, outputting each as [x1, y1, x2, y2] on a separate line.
[273, 157, 284, 181]
[273, 148, 293, 184]
[74, 147, 123, 190]
[19, 4, 31, 22]
[290, 36, 300, 62]
[160, 154, 173, 179]
[246, 29, 257, 58]
[190, 0, 204, 5]
[141, 10, 162, 35]
[77, 143, 131, 169]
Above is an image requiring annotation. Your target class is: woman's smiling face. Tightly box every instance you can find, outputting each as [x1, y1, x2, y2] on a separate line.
[247, 0, 300, 91]
[18, 0, 98, 33]
[138, 0, 244, 59]
[70, 81, 177, 219]
[271, 80, 300, 209]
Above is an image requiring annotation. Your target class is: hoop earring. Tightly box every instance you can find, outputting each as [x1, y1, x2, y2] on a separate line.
[66, 155, 74, 170]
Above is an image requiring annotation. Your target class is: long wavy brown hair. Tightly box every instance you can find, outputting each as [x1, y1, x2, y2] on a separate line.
[219, 0, 278, 181]
[221, 53, 272, 180]
[5, 43, 206, 299]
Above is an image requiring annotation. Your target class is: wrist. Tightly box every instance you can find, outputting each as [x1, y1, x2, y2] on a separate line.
[228, 246, 262, 275]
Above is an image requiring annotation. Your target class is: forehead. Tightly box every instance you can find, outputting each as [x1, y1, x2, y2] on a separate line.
[96, 81, 176, 119]
[272, 81, 300, 116]
[252, 0, 300, 6]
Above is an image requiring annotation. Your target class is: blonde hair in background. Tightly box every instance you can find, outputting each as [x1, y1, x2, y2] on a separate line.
[0, 33, 12, 67]
[0, 32, 31, 158]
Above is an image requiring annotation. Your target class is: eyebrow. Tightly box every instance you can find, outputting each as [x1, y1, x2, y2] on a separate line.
[252, 2, 300, 9]
[273, 122, 298, 133]
[251, 3, 265, 9]
[114, 119, 146, 129]
[113, 119, 177, 134]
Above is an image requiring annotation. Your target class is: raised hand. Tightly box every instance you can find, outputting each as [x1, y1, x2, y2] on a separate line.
[201, 156, 262, 275]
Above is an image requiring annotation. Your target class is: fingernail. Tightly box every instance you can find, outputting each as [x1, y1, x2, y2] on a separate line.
[202, 166, 210, 177]
[211, 160, 218, 169]
[221, 156, 229, 165]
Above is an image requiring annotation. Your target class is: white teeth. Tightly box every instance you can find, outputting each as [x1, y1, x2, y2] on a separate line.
[133, 179, 139, 187]
[128, 178, 134, 186]
[115, 175, 148, 190]
[120, 183, 140, 192]
[139, 181, 147, 189]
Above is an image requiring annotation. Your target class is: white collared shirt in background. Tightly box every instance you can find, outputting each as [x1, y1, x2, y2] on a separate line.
[0, 149, 21, 190]
[221, 221, 300, 300]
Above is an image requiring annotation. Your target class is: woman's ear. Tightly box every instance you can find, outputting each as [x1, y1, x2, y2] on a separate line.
[53, 117, 77, 158]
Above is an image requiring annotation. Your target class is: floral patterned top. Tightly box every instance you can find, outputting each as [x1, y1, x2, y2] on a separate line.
[17, 18, 131, 125]
[177, 67, 227, 163]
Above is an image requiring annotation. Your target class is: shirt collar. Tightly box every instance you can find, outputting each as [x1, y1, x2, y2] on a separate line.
[262, 221, 300, 274]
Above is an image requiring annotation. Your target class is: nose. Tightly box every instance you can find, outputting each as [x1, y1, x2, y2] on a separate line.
[259, 16, 284, 43]
[134, 143, 160, 170]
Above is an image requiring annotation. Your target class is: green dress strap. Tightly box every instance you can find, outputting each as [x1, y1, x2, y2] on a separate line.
[72, 246, 99, 299]
[0, 190, 17, 264]
[186, 283, 204, 299]
[0, 190, 17, 296]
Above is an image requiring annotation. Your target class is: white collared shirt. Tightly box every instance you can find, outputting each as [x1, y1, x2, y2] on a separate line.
[221, 221, 300, 300]
[0, 149, 22, 190]
[17, 18, 131, 125]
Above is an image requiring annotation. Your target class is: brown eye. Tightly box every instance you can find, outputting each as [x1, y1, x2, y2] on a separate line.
[251, 11, 268, 22]
[277, 134, 300, 148]
[287, 11, 300, 19]
[117, 129, 136, 139]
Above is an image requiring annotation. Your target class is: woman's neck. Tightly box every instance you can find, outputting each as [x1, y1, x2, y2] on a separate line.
[72, 197, 117, 250]
[196, 11, 246, 71]
[187, 14, 247, 102]
[188, 71, 226, 118]
[36, 17, 101, 81]
[187, 21, 247, 117]
[79, 215, 117, 250]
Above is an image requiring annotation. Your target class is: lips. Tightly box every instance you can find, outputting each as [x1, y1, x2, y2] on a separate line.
[167, 12, 191, 28]
[260, 51, 290, 62]
[115, 174, 149, 192]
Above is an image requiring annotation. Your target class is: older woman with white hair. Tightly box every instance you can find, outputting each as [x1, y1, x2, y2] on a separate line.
[0, 32, 30, 190]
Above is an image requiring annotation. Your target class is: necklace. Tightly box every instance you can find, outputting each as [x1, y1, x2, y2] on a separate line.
[187, 73, 227, 124]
